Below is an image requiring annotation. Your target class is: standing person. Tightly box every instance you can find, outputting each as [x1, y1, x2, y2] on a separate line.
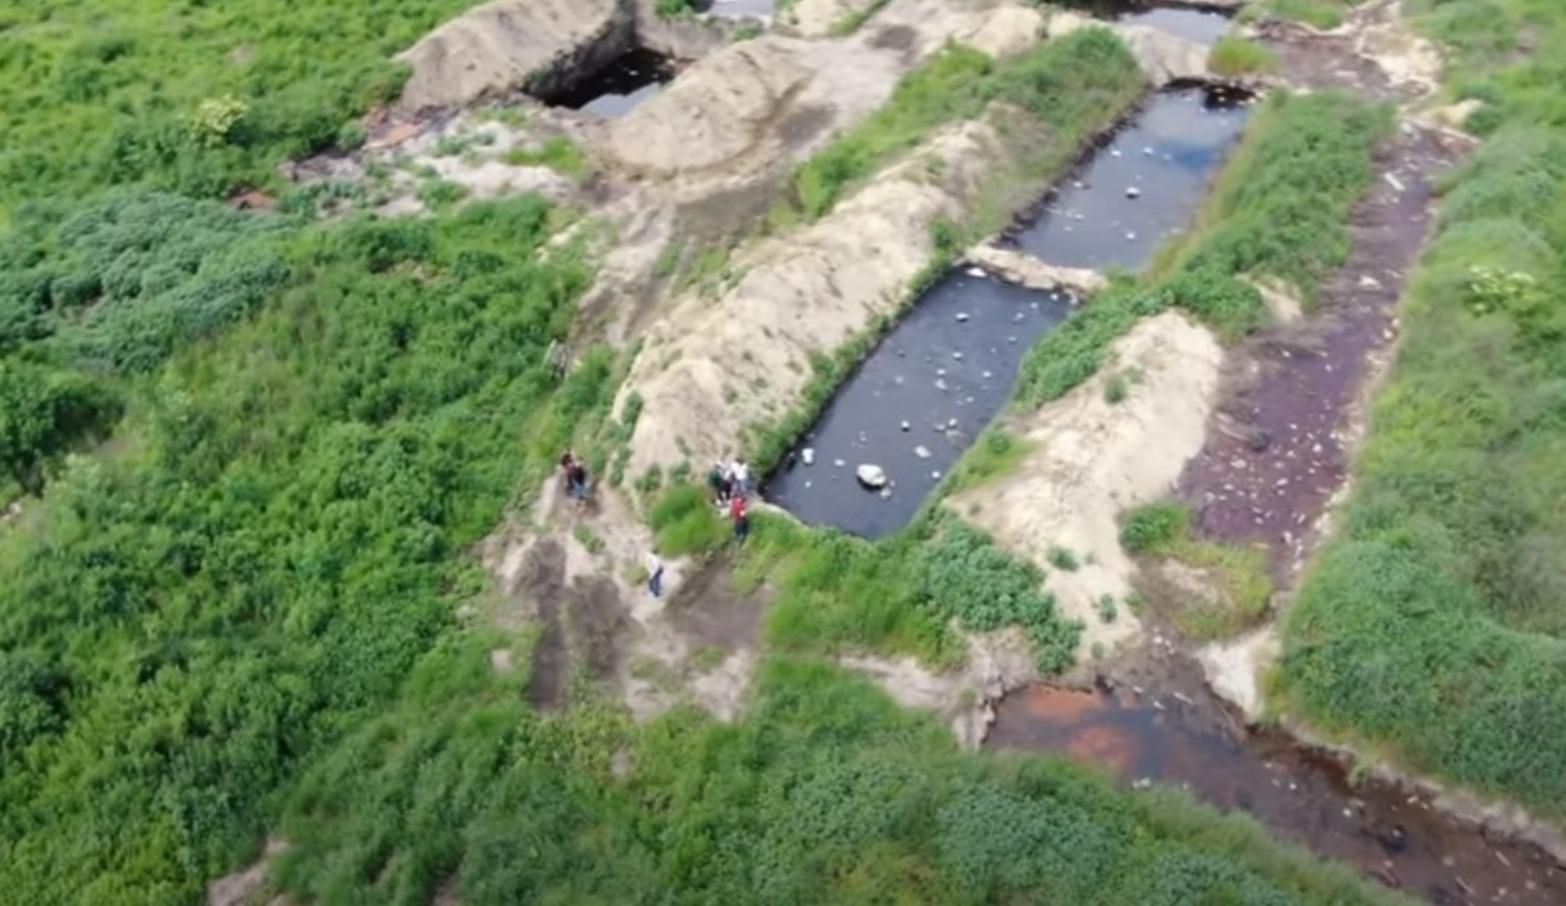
[646, 550, 665, 599]
[707, 461, 731, 505]
[567, 457, 590, 508]
[730, 494, 749, 544]
[731, 457, 751, 500]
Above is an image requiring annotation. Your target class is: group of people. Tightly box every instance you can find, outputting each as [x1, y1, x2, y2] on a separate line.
[707, 458, 752, 543]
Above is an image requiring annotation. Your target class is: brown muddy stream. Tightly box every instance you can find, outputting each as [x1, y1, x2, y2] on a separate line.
[988, 685, 1566, 905]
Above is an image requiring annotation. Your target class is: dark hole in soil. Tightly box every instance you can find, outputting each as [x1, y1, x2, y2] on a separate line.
[764, 273, 1075, 539]
[1007, 83, 1253, 272]
[554, 48, 677, 118]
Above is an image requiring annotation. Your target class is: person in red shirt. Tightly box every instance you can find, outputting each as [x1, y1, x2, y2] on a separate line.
[729, 494, 749, 543]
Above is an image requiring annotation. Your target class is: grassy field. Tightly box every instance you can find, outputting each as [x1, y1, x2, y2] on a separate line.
[0, 0, 475, 221]
[1280, 0, 1566, 817]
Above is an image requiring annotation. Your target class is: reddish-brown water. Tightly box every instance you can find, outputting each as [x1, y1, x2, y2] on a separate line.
[988, 685, 1566, 905]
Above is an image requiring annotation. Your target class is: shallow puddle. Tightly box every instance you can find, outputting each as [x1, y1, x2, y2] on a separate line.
[555, 49, 676, 118]
[1009, 84, 1251, 272]
[1119, 6, 1233, 44]
[706, 0, 776, 19]
[765, 273, 1074, 538]
[989, 686, 1566, 906]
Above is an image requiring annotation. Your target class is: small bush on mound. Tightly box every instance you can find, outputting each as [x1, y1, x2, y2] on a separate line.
[649, 484, 728, 556]
[1209, 37, 1277, 77]
[1121, 502, 1190, 554]
[505, 137, 589, 180]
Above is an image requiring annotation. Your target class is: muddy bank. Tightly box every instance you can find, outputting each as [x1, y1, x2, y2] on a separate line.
[1174, 124, 1463, 578]
[1009, 83, 1252, 272]
[989, 681, 1566, 905]
[767, 272, 1075, 538]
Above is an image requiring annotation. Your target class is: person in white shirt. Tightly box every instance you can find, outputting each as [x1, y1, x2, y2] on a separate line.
[731, 458, 751, 499]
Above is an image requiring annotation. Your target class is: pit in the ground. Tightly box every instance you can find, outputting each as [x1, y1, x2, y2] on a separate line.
[552, 48, 677, 118]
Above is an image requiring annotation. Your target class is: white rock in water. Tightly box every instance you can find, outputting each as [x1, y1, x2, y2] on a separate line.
[934, 378, 949, 391]
[1007, 336, 1017, 343]
[900, 420, 911, 432]
[947, 418, 958, 429]
[956, 312, 970, 322]
[982, 371, 993, 380]
[952, 351, 963, 361]
[966, 266, 986, 278]
[802, 447, 815, 465]
[856, 464, 888, 489]
[931, 471, 942, 480]
[804, 480, 812, 488]
[936, 368, 947, 377]
[1110, 148, 1122, 158]
[879, 488, 893, 499]
[914, 445, 932, 459]
[1142, 146, 1155, 156]
[834, 458, 846, 468]
[1126, 186, 1141, 199]
[1126, 231, 1137, 241]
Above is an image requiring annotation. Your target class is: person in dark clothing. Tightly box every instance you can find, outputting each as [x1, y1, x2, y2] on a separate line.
[707, 461, 732, 505]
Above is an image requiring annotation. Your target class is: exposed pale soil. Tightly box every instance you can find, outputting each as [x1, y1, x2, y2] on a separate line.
[949, 311, 1225, 661]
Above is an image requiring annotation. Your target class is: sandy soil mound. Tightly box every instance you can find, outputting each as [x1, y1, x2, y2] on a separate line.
[949, 311, 1224, 661]
[397, 0, 631, 109]
[618, 117, 1015, 479]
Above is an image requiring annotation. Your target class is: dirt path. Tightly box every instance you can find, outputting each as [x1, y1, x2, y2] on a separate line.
[1175, 123, 1465, 582]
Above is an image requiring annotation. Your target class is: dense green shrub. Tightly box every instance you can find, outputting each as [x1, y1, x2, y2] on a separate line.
[1282, 0, 1566, 816]
[0, 0, 478, 215]
[0, 190, 292, 371]
[1121, 501, 1191, 554]
[0, 196, 590, 904]
[0, 359, 120, 493]
[649, 484, 729, 555]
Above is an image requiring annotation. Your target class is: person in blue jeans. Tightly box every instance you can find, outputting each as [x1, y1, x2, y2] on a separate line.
[646, 551, 665, 599]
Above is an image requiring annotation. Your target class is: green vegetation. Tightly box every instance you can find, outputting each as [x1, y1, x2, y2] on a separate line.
[829, 0, 894, 36]
[1209, 37, 1279, 77]
[1048, 545, 1081, 572]
[0, 0, 479, 220]
[1280, 0, 1566, 817]
[740, 512, 1082, 673]
[270, 648, 1410, 906]
[1018, 91, 1390, 407]
[655, 0, 706, 19]
[505, 136, 591, 180]
[777, 29, 1144, 224]
[1245, 0, 1352, 29]
[649, 483, 729, 555]
[0, 360, 119, 494]
[944, 428, 1035, 493]
[0, 197, 592, 903]
[1122, 502, 1272, 641]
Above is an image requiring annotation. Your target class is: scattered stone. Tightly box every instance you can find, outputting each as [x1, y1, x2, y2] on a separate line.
[1125, 231, 1137, 241]
[856, 464, 889, 489]
[937, 368, 947, 377]
[982, 371, 993, 380]
[1247, 429, 1271, 452]
[956, 312, 970, 322]
[802, 447, 815, 465]
[966, 266, 986, 278]
[1110, 148, 1122, 158]
[1126, 186, 1142, 199]
[951, 351, 963, 361]
[931, 471, 941, 479]
[834, 458, 846, 468]
[935, 378, 949, 391]
[914, 445, 932, 459]
[879, 488, 892, 499]
[947, 418, 958, 429]
[900, 421, 911, 432]
[1142, 146, 1155, 156]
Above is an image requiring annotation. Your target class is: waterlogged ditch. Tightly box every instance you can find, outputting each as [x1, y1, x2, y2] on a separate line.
[767, 273, 1075, 538]
[988, 684, 1566, 906]
[555, 48, 678, 118]
[1066, 1, 1235, 45]
[767, 83, 1252, 537]
[1011, 83, 1253, 271]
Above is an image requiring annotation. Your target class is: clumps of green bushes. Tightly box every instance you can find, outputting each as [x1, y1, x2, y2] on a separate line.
[1209, 37, 1277, 77]
[1120, 501, 1271, 640]
[0, 360, 120, 494]
[649, 484, 728, 556]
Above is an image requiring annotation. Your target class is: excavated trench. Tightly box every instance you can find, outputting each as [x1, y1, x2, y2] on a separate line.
[1009, 83, 1252, 270]
[552, 47, 679, 118]
[765, 83, 1252, 537]
[989, 683, 1566, 905]
[1066, 0, 1236, 46]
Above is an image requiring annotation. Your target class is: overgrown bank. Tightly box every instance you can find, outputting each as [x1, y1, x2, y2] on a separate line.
[273, 645, 1412, 906]
[1281, 0, 1566, 818]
